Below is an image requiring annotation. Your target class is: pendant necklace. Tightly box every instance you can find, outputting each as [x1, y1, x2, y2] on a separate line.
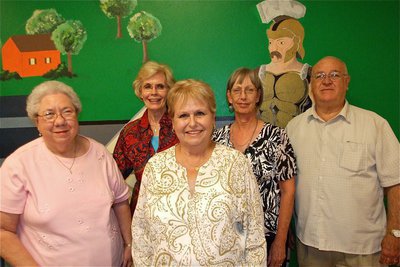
[149, 122, 160, 134]
[54, 142, 77, 174]
[232, 120, 258, 149]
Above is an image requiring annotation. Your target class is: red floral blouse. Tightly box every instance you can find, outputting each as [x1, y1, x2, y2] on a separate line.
[113, 110, 179, 213]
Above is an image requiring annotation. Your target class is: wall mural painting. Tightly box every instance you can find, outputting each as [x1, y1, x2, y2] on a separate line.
[100, 0, 162, 63]
[100, 0, 137, 38]
[257, 0, 312, 128]
[1, 8, 87, 80]
[1, 0, 162, 81]
[2, 34, 61, 78]
[127, 11, 162, 64]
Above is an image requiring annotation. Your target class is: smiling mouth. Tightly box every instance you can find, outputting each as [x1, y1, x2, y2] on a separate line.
[237, 103, 250, 107]
[186, 130, 202, 135]
[54, 130, 69, 134]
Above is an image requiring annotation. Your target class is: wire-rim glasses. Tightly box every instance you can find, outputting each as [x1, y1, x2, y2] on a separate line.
[312, 71, 348, 81]
[37, 109, 76, 123]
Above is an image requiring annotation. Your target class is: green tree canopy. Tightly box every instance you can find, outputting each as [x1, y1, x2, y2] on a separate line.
[25, 9, 65, 34]
[127, 11, 162, 43]
[51, 20, 87, 74]
[100, 0, 137, 38]
[127, 11, 162, 63]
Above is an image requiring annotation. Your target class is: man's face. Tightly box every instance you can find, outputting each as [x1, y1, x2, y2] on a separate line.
[311, 57, 350, 109]
[268, 37, 294, 63]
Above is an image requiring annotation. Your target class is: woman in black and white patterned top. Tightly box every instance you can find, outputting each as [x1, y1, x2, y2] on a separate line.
[213, 67, 297, 267]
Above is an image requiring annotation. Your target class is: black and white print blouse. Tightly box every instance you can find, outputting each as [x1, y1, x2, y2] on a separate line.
[212, 122, 297, 236]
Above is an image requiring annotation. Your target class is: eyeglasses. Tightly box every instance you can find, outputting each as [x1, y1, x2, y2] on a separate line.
[142, 83, 167, 92]
[37, 109, 76, 122]
[311, 71, 348, 81]
[231, 87, 257, 96]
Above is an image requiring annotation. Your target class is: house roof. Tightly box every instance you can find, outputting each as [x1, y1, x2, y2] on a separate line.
[10, 34, 57, 52]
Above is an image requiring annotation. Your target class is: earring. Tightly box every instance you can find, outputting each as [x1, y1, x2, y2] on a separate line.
[228, 104, 234, 112]
[39, 132, 42, 137]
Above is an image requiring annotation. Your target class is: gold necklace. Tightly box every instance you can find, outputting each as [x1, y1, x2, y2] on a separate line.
[53, 142, 77, 174]
[232, 120, 258, 148]
[150, 124, 159, 133]
[178, 144, 212, 171]
[149, 119, 160, 134]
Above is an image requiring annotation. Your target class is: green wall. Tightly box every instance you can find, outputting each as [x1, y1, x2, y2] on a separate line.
[1, 0, 399, 138]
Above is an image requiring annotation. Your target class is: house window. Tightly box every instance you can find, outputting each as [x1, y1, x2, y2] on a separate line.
[29, 58, 36, 65]
[45, 57, 51, 64]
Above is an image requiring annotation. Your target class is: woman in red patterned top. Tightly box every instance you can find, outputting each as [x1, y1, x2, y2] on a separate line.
[113, 61, 179, 214]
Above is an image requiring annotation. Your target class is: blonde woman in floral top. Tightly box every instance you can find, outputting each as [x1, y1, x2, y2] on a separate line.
[132, 79, 266, 266]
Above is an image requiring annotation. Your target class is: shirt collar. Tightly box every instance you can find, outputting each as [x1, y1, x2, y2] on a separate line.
[308, 100, 350, 123]
[138, 109, 171, 131]
[138, 109, 150, 131]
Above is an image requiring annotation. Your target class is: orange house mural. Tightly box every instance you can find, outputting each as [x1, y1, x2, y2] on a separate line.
[2, 34, 61, 77]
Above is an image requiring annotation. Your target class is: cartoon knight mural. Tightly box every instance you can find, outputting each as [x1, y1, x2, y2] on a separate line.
[257, 0, 312, 128]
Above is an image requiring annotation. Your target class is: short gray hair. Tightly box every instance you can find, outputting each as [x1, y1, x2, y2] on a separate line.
[26, 81, 82, 121]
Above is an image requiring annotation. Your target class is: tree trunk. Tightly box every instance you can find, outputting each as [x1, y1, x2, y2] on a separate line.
[142, 40, 148, 63]
[116, 16, 122, 38]
[67, 52, 73, 74]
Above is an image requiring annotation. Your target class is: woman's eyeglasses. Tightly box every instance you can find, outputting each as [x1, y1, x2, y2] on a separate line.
[37, 109, 76, 122]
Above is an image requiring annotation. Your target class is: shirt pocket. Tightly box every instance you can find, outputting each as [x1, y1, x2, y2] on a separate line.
[339, 141, 367, 173]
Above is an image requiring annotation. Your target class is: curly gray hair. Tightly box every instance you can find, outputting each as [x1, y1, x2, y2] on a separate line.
[26, 81, 82, 122]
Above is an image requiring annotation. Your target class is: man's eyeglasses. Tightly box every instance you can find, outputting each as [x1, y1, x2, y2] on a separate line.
[37, 109, 76, 122]
[312, 71, 348, 81]
[231, 87, 257, 96]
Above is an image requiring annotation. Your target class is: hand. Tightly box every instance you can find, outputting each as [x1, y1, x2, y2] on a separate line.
[267, 239, 286, 267]
[379, 234, 400, 266]
[121, 246, 133, 267]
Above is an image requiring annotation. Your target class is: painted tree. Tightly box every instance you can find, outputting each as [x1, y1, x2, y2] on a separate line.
[127, 11, 162, 63]
[100, 0, 137, 38]
[51, 20, 87, 74]
[25, 9, 65, 34]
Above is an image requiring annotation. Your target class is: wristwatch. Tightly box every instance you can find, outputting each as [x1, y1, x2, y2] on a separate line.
[391, 229, 400, 238]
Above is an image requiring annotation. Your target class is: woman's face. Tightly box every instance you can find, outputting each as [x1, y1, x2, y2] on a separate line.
[36, 93, 79, 150]
[227, 75, 261, 115]
[172, 97, 215, 150]
[140, 72, 168, 113]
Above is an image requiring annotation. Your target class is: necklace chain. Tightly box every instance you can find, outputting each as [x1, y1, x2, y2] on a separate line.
[232, 120, 258, 148]
[53, 142, 77, 174]
[149, 121, 160, 134]
[177, 145, 211, 171]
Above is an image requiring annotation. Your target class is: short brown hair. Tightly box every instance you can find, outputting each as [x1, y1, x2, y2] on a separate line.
[226, 67, 263, 107]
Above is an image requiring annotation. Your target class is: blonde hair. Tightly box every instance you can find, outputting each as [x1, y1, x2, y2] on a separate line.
[26, 81, 82, 122]
[167, 79, 216, 118]
[132, 61, 175, 98]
